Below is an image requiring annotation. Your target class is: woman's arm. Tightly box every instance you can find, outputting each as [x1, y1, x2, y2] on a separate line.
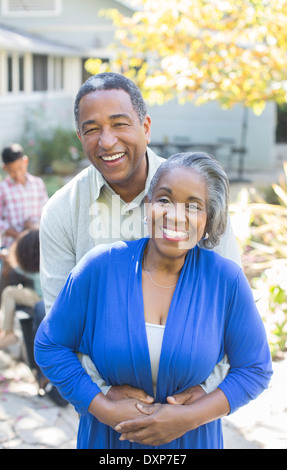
[114, 270, 272, 446]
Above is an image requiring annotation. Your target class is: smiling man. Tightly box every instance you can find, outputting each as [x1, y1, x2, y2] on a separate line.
[39, 72, 241, 406]
[77, 88, 151, 202]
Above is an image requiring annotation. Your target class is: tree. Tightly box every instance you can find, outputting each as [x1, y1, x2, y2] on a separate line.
[85, 0, 287, 114]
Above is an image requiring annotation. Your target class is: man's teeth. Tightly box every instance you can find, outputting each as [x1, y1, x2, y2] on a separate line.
[162, 228, 188, 238]
[101, 153, 125, 161]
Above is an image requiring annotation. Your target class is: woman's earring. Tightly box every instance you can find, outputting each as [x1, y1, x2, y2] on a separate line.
[202, 232, 209, 240]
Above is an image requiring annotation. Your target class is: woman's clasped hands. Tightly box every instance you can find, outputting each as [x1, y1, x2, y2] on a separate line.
[113, 385, 206, 446]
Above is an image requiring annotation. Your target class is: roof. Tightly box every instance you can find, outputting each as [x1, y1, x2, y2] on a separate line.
[0, 23, 85, 56]
[114, 0, 139, 11]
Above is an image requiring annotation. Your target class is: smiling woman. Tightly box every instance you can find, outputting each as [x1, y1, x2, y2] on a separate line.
[146, 152, 229, 250]
[141, 153, 224, 325]
[35, 151, 272, 449]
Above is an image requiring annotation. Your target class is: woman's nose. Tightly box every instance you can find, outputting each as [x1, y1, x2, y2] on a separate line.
[166, 203, 187, 227]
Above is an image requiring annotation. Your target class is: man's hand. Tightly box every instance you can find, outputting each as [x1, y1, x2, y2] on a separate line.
[115, 403, 190, 446]
[88, 392, 152, 431]
[166, 385, 206, 405]
[107, 384, 154, 404]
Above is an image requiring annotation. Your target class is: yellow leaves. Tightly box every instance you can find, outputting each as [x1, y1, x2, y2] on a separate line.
[143, 75, 167, 89]
[252, 101, 266, 116]
[84, 59, 110, 76]
[88, 1, 287, 113]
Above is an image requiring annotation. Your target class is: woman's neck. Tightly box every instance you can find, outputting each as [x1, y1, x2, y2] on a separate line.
[143, 240, 186, 276]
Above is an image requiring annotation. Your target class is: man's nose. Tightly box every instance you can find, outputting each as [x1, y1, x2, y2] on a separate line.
[14, 172, 22, 182]
[99, 128, 118, 149]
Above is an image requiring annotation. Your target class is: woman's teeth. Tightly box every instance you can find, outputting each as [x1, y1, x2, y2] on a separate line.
[101, 153, 125, 161]
[162, 228, 188, 239]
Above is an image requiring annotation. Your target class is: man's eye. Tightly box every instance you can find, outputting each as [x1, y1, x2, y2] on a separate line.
[84, 128, 98, 135]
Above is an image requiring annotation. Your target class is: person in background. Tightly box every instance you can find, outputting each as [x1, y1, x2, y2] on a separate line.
[35, 152, 272, 449]
[0, 143, 48, 294]
[0, 230, 42, 349]
[0, 143, 48, 249]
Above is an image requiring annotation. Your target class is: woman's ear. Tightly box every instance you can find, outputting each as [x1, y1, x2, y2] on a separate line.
[144, 196, 152, 230]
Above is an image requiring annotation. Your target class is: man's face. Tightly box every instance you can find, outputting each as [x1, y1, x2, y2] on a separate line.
[3, 156, 28, 185]
[77, 89, 151, 192]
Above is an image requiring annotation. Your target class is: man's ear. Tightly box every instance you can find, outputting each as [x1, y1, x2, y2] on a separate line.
[76, 131, 82, 143]
[143, 115, 152, 145]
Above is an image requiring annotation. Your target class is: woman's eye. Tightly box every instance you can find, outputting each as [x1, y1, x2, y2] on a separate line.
[187, 203, 199, 212]
[158, 198, 171, 205]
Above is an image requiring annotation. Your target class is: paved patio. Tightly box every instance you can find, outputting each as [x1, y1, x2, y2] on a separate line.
[0, 342, 286, 449]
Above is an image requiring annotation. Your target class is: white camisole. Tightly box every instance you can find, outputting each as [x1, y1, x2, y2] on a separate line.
[145, 322, 165, 397]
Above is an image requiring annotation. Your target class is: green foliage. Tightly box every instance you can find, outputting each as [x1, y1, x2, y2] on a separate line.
[21, 105, 84, 175]
[23, 127, 84, 176]
[253, 261, 287, 358]
[41, 174, 66, 198]
[230, 163, 287, 358]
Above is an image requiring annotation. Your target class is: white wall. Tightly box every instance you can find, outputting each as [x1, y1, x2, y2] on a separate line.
[0, 92, 74, 150]
[148, 100, 276, 171]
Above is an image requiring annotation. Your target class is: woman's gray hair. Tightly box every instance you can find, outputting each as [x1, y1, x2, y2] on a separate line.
[74, 72, 147, 133]
[146, 152, 230, 249]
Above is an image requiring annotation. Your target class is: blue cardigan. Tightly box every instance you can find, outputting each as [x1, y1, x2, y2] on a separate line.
[35, 238, 272, 449]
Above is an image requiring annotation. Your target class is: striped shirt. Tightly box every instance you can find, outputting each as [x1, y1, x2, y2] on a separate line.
[0, 172, 48, 247]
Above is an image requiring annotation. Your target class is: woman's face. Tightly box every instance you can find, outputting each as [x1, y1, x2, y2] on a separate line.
[146, 167, 208, 258]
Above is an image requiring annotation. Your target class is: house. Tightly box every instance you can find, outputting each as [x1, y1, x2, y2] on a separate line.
[0, 0, 133, 152]
[0, 0, 279, 177]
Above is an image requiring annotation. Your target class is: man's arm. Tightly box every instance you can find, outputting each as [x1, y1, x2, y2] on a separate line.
[214, 214, 242, 267]
[40, 199, 76, 314]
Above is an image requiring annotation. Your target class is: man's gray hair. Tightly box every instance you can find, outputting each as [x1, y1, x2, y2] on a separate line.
[146, 152, 230, 249]
[74, 72, 147, 133]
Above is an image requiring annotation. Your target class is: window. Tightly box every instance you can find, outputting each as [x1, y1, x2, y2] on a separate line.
[33, 54, 48, 91]
[7, 55, 13, 92]
[6, 54, 25, 93]
[19, 55, 24, 91]
[2, 52, 64, 94]
[53, 57, 64, 90]
[2, 0, 62, 16]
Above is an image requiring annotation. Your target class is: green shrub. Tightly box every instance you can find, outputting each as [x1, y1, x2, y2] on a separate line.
[230, 162, 287, 358]
[23, 127, 84, 175]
